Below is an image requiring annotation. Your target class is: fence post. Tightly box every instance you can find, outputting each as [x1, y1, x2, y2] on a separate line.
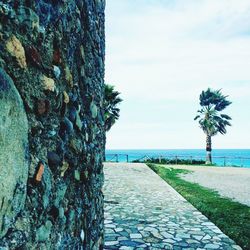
[223, 157, 226, 166]
[116, 154, 118, 163]
[159, 156, 162, 163]
[190, 156, 193, 165]
[175, 156, 178, 165]
[126, 154, 129, 162]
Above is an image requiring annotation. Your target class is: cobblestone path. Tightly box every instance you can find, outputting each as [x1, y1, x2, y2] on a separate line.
[103, 163, 241, 250]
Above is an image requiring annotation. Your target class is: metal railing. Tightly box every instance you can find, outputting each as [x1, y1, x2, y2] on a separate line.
[105, 154, 129, 162]
[105, 154, 250, 167]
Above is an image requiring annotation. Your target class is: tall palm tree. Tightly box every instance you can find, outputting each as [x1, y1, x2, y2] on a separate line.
[104, 84, 122, 131]
[194, 88, 232, 164]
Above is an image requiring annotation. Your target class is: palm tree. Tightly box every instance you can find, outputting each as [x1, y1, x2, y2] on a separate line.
[104, 84, 122, 131]
[194, 88, 232, 164]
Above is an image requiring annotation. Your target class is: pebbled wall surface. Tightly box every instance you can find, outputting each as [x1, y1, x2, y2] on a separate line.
[0, 0, 105, 249]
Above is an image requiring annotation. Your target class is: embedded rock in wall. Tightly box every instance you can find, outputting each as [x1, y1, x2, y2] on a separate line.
[0, 68, 29, 239]
[0, 0, 105, 249]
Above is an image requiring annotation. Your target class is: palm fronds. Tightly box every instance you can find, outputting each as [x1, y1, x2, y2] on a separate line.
[195, 88, 232, 137]
[104, 84, 122, 131]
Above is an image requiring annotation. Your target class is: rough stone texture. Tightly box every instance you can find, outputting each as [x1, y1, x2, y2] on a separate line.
[0, 68, 29, 239]
[0, 1, 105, 249]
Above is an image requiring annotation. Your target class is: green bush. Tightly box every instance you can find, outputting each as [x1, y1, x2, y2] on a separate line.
[132, 157, 205, 165]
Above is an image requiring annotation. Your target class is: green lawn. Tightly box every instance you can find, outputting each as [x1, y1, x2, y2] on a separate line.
[148, 163, 250, 250]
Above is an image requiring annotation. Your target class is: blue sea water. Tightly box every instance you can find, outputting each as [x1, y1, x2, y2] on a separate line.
[105, 149, 250, 168]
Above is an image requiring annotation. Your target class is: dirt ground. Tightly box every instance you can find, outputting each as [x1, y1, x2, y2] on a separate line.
[167, 165, 250, 207]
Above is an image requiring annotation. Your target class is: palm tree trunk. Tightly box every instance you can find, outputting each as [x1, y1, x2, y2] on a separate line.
[206, 135, 212, 164]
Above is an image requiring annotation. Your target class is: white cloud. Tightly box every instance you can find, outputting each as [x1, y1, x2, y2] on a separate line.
[105, 0, 250, 149]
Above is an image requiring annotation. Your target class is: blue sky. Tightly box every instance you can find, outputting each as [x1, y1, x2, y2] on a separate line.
[105, 0, 250, 149]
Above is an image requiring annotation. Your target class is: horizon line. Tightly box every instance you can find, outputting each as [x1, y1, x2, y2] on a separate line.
[106, 148, 250, 150]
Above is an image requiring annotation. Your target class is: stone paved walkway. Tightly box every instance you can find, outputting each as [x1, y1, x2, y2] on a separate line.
[103, 163, 242, 250]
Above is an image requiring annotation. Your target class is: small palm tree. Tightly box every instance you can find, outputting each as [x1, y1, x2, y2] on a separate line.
[104, 84, 122, 131]
[194, 88, 232, 164]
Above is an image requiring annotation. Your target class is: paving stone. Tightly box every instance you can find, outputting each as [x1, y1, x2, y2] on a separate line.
[152, 242, 171, 248]
[212, 228, 223, 234]
[173, 246, 182, 250]
[106, 224, 116, 228]
[138, 244, 148, 248]
[120, 231, 130, 237]
[176, 233, 191, 239]
[144, 227, 158, 233]
[213, 236, 222, 241]
[151, 231, 164, 239]
[164, 244, 174, 249]
[133, 239, 145, 244]
[202, 222, 215, 226]
[186, 239, 199, 244]
[105, 241, 119, 246]
[119, 240, 140, 247]
[119, 247, 134, 250]
[105, 236, 117, 241]
[163, 238, 176, 244]
[203, 234, 212, 240]
[173, 237, 182, 242]
[105, 228, 115, 234]
[175, 242, 189, 247]
[161, 232, 174, 238]
[144, 236, 160, 243]
[103, 163, 242, 249]
[218, 233, 228, 238]
[191, 231, 206, 236]
[105, 220, 113, 224]
[118, 236, 129, 241]
[204, 243, 220, 249]
[130, 233, 142, 239]
[115, 228, 124, 232]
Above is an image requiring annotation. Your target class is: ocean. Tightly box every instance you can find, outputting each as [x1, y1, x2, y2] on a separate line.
[105, 149, 250, 168]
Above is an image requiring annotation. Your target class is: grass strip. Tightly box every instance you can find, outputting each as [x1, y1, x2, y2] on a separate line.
[148, 163, 250, 250]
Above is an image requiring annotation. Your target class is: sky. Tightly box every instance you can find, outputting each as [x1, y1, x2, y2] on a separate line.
[105, 0, 250, 149]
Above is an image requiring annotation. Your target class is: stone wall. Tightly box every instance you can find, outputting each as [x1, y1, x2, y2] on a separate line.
[0, 0, 105, 249]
